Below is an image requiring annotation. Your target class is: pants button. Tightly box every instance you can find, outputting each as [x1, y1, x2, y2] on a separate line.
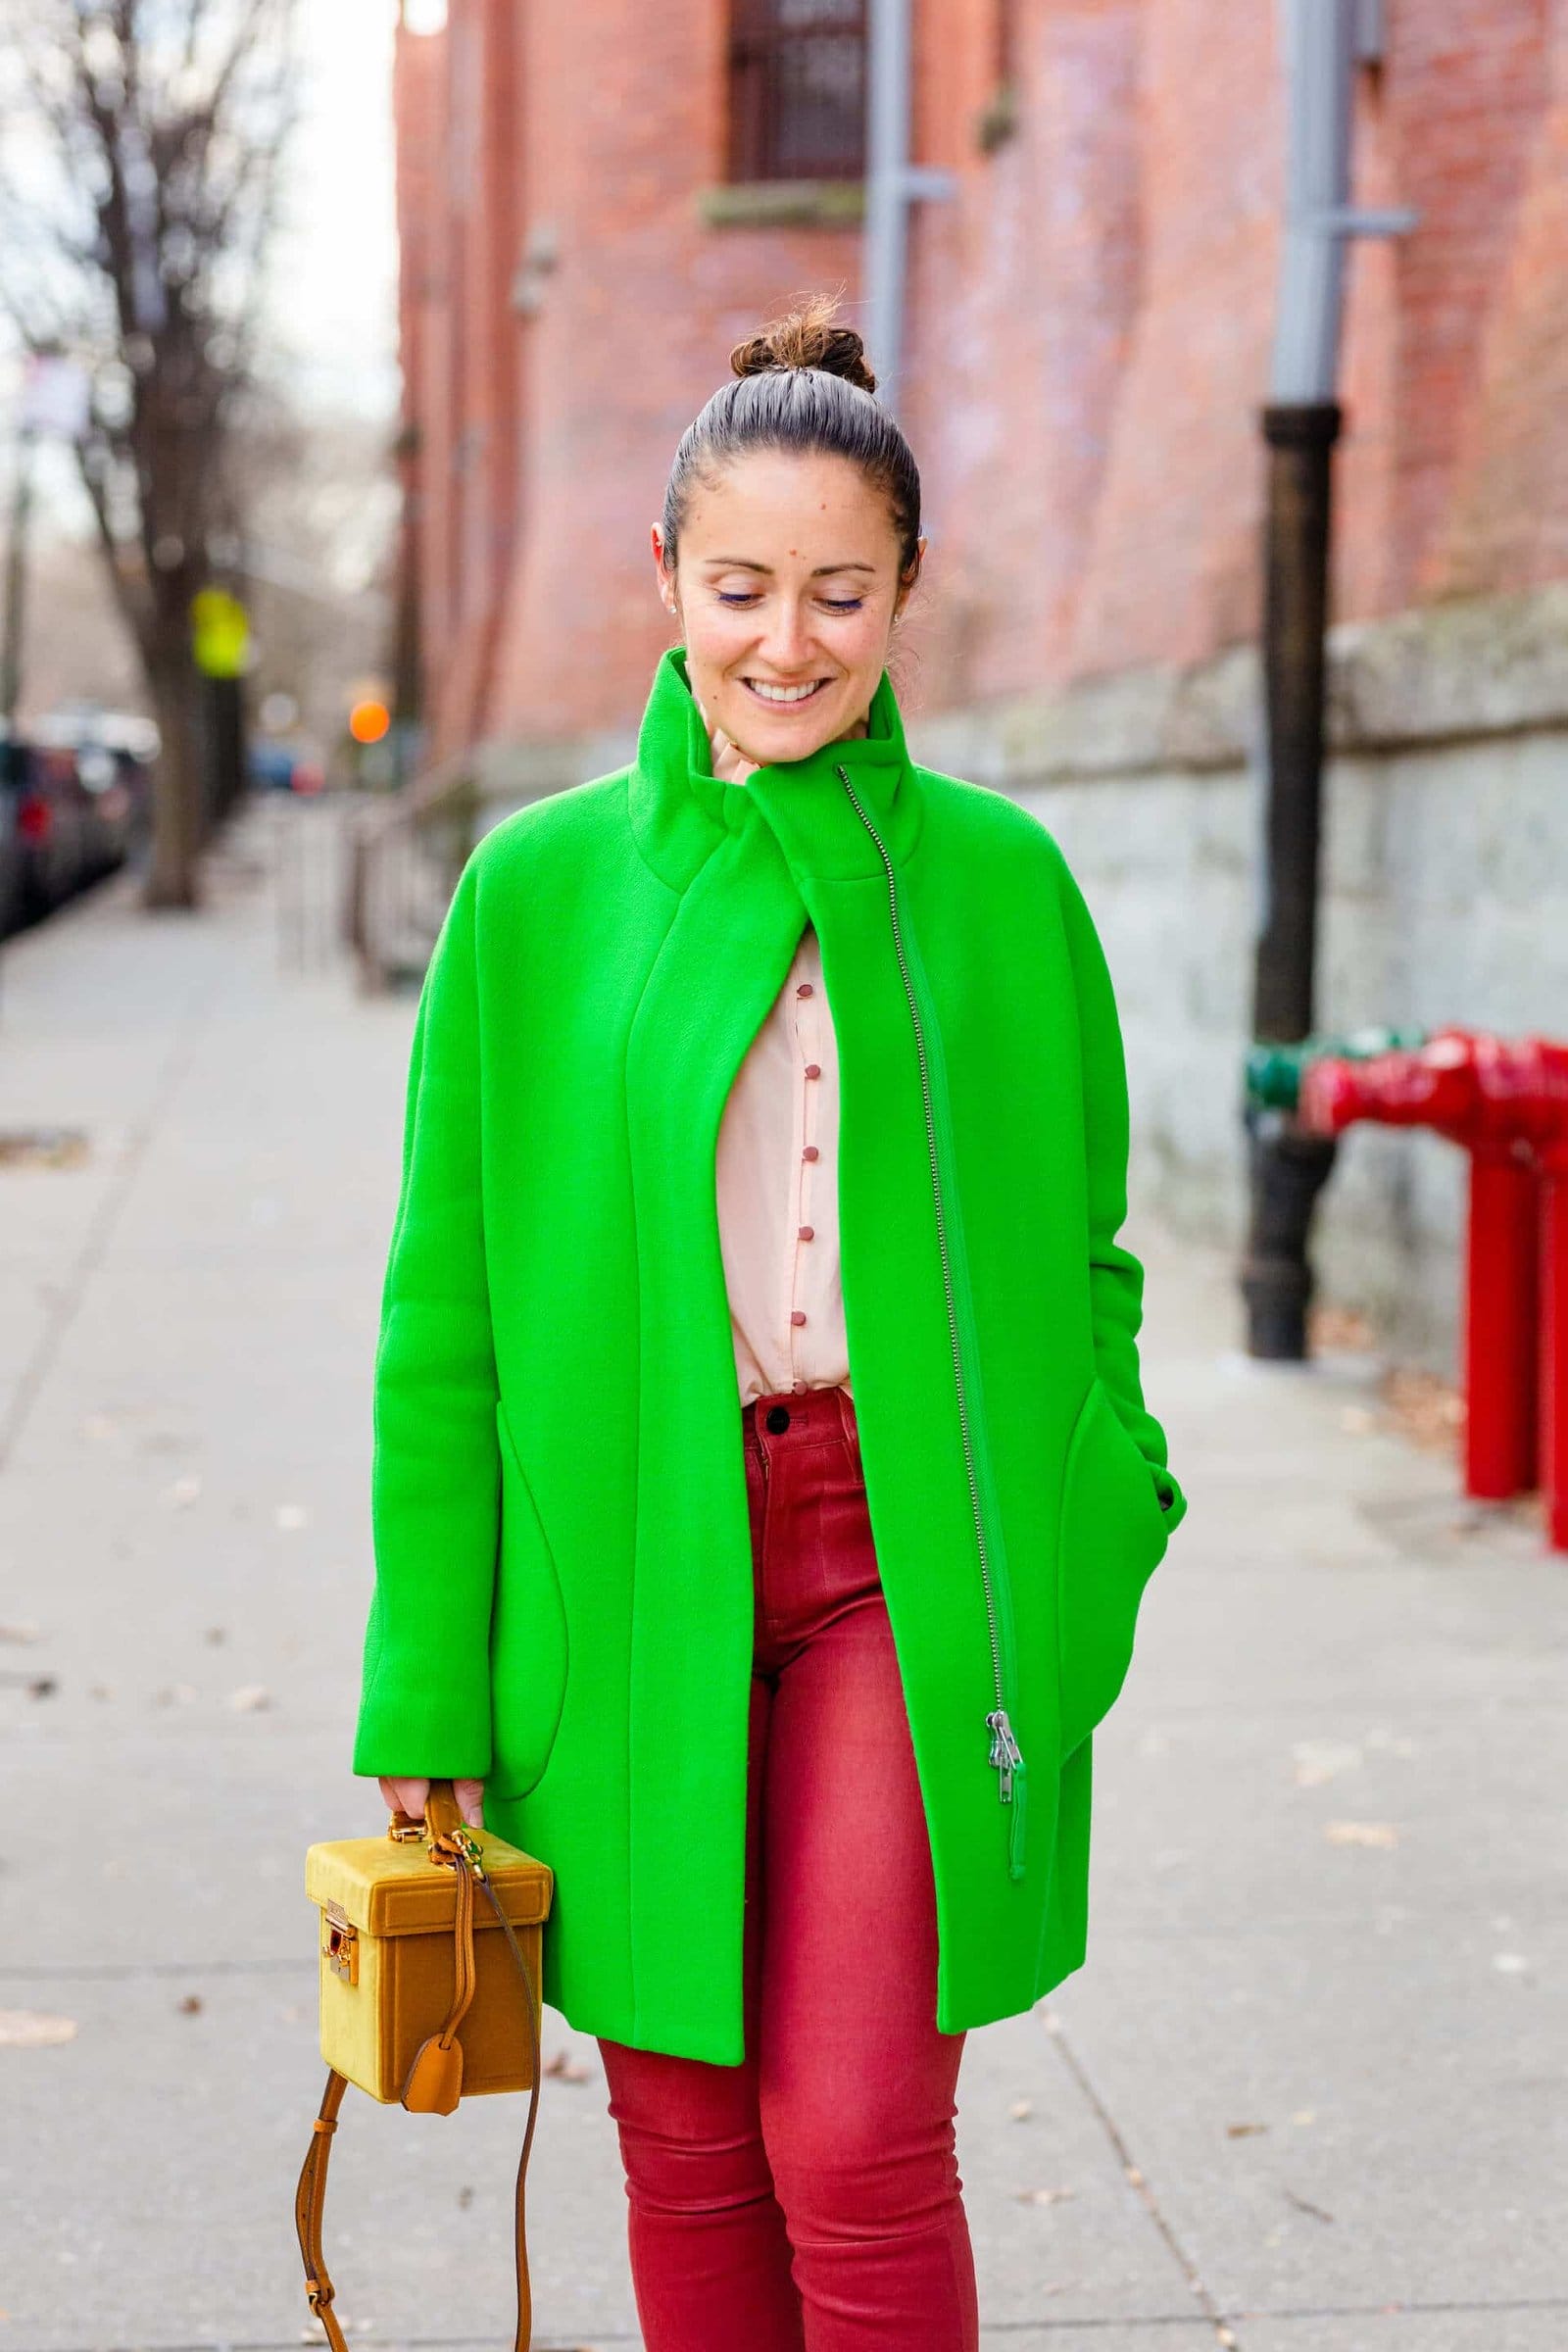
[764, 1404, 791, 1434]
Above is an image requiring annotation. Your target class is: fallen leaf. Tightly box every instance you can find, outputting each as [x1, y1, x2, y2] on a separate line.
[1310, 1302, 1374, 1351]
[0, 1126, 88, 1168]
[0, 2010, 77, 2047]
[1380, 1363, 1464, 1455]
[1324, 1820, 1398, 1848]
[1225, 2121, 1268, 2137]
[227, 1684, 274, 1712]
[1013, 2185, 1074, 2206]
[1290, 2109, 1317, 2127]
[0, 1622, 41, 1644]
[1007, 2097, 1034, 2121]
[177, 1994, 203, 2015]
[1283, 2185, 1335, 2224]
[1292, 1740, 1361, 1788]
[204, 1627, 227, 1645]
[543, 2047, 592, 2082]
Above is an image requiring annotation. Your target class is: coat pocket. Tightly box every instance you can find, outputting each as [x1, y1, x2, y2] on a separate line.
[1054, 1376, 1170, 1761]
[487, 1399, 570, 1800]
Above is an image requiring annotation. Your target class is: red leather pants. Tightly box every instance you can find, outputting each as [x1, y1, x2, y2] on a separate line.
[597, 1384, 980, 2352]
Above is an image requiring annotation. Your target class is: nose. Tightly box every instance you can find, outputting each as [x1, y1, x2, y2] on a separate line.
[754, 600, 816, 675]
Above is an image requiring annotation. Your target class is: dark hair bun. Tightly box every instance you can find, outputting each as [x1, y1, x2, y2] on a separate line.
[730, 291, 877, 395]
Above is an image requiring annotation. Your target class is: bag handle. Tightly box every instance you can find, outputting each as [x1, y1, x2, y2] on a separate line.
[294, 1781, 546, 2352]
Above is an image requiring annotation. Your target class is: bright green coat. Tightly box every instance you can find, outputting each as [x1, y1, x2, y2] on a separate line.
[353, 645, 1188, 2065]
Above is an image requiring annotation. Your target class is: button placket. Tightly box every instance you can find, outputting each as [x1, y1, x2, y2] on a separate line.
[788, 940, 823, 1390]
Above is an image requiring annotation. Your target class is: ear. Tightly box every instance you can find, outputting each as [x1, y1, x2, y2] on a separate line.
[893, 536, 926, 624]
[651, 524, 679, 617]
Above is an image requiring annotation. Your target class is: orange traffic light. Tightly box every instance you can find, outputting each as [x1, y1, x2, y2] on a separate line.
[349, 699, 392, 746]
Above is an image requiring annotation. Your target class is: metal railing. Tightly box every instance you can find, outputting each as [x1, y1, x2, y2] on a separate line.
[343, 755, 483, 994]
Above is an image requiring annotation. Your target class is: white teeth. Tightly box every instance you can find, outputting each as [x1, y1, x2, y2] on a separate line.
[746, 679, 826, 704]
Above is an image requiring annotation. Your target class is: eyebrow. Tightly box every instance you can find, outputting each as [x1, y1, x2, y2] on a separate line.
[701, 557, 879, 576]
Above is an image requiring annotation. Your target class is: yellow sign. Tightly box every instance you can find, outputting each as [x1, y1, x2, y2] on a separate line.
[190, 587, 251, 679]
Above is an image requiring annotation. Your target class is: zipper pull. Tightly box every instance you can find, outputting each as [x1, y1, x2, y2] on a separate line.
[987, 1707, 1024, 1801]
[987, 1709, 1028, 1879]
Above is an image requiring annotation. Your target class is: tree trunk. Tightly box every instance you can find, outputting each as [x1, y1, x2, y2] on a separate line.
[143, 635, 205, 910]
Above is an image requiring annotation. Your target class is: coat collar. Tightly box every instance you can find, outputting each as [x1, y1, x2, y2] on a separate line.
[627, 645, 924, 894]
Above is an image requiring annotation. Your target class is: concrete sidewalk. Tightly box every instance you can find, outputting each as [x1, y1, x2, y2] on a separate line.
[1, 795, 1562, 2352]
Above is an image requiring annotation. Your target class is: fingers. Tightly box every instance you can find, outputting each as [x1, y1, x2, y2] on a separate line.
[373, 1775, 485, 1830]
[707, 722, 760, 785]
[379, 1774, 429, 1820]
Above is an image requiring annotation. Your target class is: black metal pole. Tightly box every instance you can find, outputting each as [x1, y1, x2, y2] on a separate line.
[1240, 399, 1343, 1359]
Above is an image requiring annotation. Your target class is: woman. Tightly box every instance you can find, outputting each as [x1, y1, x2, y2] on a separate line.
[356, 294, 1187, 2352]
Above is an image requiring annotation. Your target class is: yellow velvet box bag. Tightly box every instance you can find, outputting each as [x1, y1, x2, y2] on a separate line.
[294, 1780, 554, 2351]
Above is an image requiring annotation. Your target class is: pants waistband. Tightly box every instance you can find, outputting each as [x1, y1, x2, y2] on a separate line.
[742, 1384, 858, 1447]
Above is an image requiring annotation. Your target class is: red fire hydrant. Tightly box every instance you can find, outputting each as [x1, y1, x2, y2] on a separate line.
[1299, 1027, 1568, 1551]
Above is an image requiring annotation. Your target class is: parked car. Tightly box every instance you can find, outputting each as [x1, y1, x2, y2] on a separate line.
[0, 710, 155, 938]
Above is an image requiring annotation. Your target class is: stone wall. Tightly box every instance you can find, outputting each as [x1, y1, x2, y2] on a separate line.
[912, 583, 1568, 1374]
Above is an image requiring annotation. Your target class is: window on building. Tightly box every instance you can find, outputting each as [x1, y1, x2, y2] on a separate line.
[727, 0, 868, 182]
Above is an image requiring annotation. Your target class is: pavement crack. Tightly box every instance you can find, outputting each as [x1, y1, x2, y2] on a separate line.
[1042, 2005, 1242, 2351]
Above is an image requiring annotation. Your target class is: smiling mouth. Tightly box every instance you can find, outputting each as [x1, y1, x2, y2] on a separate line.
[742, 677, 833, 707]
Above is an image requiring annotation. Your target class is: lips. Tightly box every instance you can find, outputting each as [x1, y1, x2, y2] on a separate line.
[742, 677, 832, 707]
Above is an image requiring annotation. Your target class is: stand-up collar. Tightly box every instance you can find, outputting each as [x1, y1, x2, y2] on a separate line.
[627, 645, 924, 893]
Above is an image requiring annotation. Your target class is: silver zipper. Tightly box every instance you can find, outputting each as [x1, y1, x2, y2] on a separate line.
[835, 763, 1027, 1875]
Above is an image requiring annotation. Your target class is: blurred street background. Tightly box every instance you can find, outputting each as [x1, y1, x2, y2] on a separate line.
[2, 3, 1566, 2348]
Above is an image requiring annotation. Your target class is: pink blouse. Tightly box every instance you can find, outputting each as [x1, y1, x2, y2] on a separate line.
[706, 705, 855, 1406]
[715, 919, 853, 1405]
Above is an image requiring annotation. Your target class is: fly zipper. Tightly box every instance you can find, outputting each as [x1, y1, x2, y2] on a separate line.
[834, 762, 1027, 1879]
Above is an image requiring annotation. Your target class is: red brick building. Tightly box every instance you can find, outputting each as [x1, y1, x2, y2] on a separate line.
[390, 0, 1568, 1371]
[394, 0, 1568, 759]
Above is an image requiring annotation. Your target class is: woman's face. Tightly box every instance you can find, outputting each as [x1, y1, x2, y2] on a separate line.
[652, 448, 921, 769]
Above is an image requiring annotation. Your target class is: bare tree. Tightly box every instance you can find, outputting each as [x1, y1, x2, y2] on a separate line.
[0, 0, 299, 906]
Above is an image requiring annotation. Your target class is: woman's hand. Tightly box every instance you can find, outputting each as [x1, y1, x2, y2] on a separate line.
[377, 1775, 486, 1830]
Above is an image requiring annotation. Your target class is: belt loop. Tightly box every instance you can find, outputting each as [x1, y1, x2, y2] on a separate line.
[836, 1386, 859, 1459]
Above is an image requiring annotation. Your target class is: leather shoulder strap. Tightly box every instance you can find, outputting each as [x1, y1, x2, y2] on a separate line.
[295, 1848, 545, 2351]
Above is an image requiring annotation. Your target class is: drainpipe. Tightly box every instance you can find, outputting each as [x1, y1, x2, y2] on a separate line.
[1240, 0, 1418, 1358]
[863, 0, 954, 416]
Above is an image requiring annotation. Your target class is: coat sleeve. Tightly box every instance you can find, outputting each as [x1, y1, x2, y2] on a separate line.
[352, 852, 501, 1779]
[1052, 840, 1188, 1536]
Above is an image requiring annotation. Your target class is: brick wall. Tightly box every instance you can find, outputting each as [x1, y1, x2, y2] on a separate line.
[398, 0, 1568, 750]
